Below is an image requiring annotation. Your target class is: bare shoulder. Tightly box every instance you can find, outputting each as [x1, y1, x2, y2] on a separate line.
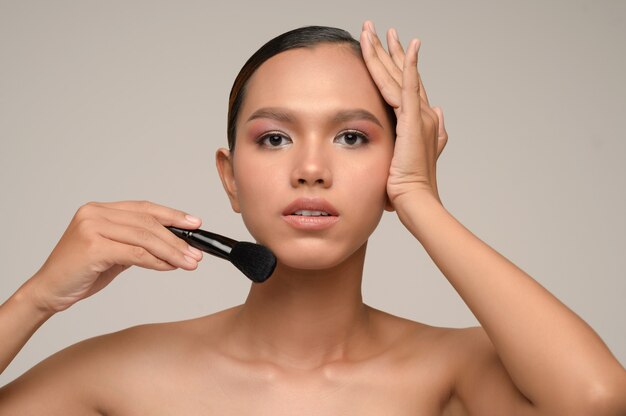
[365, 306, 506, 414]
[0, 306, 238, 415]
[375, 313, 532, 416]
[366, 304, 488, 361]
[379, 310, 501, 384]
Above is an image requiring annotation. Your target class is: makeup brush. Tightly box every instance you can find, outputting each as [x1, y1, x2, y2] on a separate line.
[166, 226, 276, 283]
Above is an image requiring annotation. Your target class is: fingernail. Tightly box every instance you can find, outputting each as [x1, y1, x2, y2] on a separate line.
[369, 21, 377, 33]
[409, 39, 419, 56]
[184, 255, 197, 265]
[366, 30, 373, 44]
[391, 28, 399, 41]
[185, 214, 201, 224]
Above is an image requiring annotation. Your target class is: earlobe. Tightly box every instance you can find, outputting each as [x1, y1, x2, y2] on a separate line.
[215, 148, 241, 213]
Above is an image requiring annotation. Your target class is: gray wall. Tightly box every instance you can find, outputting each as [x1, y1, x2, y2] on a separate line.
[1, 0, 624, 385]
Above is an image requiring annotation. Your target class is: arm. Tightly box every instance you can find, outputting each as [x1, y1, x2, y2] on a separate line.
[0, 283, 53, 376]
[360, 21, 626, 415]
[400, 190, 626, 415]
[0, 201, 203, 407]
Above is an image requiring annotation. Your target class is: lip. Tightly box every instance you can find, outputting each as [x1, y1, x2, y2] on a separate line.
[281, 197, 340, 230]
[282, 197, 339, 216]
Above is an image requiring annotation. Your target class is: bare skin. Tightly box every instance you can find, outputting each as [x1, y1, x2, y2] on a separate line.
[0, 302, 488, 415]
[1, 21, 625, 415]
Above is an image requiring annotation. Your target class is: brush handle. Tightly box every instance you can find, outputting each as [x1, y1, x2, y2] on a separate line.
[166, 226, 236, 261]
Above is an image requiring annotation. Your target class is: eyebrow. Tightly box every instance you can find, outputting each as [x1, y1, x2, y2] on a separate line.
[246, 107, 383, 128]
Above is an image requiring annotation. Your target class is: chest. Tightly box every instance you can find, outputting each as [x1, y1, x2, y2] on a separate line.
[109, 358, 453, 416]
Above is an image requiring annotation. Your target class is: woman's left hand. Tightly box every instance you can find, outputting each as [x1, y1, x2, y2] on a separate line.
[360, 21, 448, 208]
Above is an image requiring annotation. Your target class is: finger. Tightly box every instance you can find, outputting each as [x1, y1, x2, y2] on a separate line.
[387, 28, 405, 71]
[363, 21, 403, 85]
[97, 220, 200, 270]
[401, 39, 422, 118]
[101, 238, 180, 272]
[383, 27, 431, 110]
[360, 29, 401, 108]
[399, 37, 438, 130]
[433, 106, 449, 159]
[412, 39, 430, 107]
[86, 200, 202, 230]
[418, 72, 430, 107]
[380, 24, 430, 108]
[85, 204, 203, 261]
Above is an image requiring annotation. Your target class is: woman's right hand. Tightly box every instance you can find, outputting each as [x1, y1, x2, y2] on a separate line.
[22, 200, 204, 314]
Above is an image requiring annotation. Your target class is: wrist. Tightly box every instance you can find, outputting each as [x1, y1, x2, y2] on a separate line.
[13, 278, 57, 321]
[392, 188, 442, 215]
[0, 278, 56, 375]
[392, 190, 449, 239]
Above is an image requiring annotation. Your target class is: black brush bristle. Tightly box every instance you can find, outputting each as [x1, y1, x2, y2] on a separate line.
[229, 242, 277, 283]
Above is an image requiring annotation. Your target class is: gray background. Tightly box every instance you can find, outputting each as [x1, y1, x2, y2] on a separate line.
[1, 0, 624, 385]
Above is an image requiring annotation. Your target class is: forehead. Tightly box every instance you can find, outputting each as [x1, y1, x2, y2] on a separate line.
[239, 44, 388, 122]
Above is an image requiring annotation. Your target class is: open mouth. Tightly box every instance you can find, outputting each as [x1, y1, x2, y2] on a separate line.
[282, 198, 339, 217]
[292, 210, 332, 217]
[282, 198, 340, 230]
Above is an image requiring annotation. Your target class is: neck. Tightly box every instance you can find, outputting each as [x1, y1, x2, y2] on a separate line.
[232, 243, 372, 370]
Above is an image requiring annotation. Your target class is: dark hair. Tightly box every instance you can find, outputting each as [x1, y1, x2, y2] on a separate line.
[226, 25, 396, 151]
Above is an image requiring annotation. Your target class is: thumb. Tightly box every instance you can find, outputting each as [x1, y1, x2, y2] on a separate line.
[433, 106, 448, 159]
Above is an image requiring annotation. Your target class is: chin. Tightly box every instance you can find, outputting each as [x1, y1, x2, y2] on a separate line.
[278, 254, 343, 271]
[268, 238, 367, 271]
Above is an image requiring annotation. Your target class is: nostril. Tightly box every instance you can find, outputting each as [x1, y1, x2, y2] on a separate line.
[297, 178, 325, 185]
[293, 166, 332, 188]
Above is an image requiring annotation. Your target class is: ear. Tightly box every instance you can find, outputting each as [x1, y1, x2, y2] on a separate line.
[215, 148, 241, 213]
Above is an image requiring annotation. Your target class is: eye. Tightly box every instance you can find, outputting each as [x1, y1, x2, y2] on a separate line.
[257, 132, 292, 148]
[334, 130, 369, 147]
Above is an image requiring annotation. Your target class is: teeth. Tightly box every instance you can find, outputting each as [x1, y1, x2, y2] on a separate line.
[293, 210, 330, 216]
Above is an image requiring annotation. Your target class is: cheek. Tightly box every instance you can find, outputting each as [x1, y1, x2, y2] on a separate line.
[234, 164, 269, 205]
[341, 149, 392, 203]
[232, 153, 283, 242]
[343, 174, 386, 215]
[233, 148, 277, 200]
[335, 149, 392, 236]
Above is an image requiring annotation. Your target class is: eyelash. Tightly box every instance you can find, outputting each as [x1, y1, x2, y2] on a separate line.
[256, 131, 292, 148]
[256, 130, 370, 148]
[335, 130, 369, 147]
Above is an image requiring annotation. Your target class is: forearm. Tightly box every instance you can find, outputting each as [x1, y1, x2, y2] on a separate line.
[0, 281, 54, 376]
[397, 192, 626, 410]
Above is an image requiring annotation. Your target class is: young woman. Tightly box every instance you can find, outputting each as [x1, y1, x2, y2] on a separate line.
[0, 21, 624, 415]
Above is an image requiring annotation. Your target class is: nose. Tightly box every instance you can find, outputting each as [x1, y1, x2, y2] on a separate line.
[290, 141, 332, 188]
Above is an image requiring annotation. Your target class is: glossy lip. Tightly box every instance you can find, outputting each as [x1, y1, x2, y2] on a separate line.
[282, 197, 340, 216]
[281, 197, 340, 230]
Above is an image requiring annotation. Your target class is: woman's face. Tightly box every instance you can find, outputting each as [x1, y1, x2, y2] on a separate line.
[218, 43, 395, 270]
